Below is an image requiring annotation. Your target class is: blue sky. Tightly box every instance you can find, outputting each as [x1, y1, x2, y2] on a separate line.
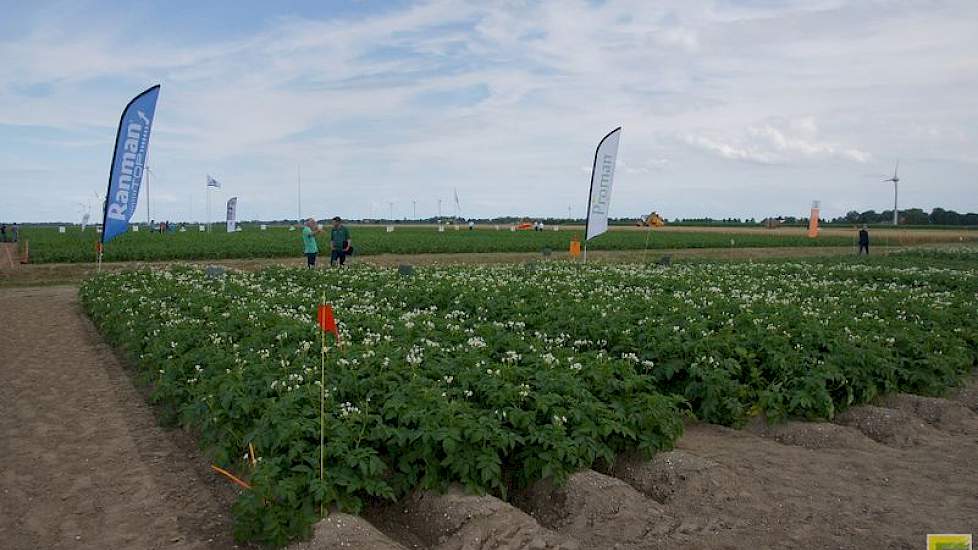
[1, 0, 976, 223]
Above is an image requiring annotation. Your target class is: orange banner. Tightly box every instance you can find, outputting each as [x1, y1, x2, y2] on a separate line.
[808, 204, 820, 238]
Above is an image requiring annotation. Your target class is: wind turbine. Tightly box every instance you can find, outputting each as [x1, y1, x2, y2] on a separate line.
[883, 161, 900, 225]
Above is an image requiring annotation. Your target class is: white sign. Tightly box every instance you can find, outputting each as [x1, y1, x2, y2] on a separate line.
[585, 127, 622, 241]
[226, 197, 238, 233]
[199, 225, 206, 232]
[554, 225, 559, 231]
[260, 224, 267, 231]
[131, 225, 139, 232]
[58, 226, 66, 233]
[386, 226, 395, 233]
[438, 225, 445, 233]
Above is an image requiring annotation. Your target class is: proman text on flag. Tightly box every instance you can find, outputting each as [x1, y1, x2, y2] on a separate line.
[584, 127, 621, 242]
[101, 85, 160, 244]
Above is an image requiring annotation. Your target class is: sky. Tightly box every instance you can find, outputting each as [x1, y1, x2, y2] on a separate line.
[1, 0, 976, 223]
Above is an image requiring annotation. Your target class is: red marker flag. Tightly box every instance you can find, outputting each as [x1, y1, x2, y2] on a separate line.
[317, 304, 339, 341]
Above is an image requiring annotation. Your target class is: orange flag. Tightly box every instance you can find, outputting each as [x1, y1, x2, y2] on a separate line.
[808, 201, 820, 238]
[317, 304, 339, 341]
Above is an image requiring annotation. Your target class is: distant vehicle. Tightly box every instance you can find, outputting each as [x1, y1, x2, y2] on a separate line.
[635, 212, 666, 227]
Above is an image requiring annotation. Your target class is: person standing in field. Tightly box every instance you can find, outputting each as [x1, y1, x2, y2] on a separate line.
[10, 223, 17, 242]
[1, 224, 7, 242]
[301, 218, 322, 268]
[330, 216, 351, 266]
[858, 224, 870, 255]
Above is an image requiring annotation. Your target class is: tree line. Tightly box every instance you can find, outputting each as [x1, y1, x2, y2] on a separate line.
[670, 207, 978, 226]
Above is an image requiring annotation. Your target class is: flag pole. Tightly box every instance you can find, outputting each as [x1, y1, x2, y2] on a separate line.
[320, 291, 326, 519]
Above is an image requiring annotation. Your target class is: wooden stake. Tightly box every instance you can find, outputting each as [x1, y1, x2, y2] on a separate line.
[320, 291, 326, 519]
[3, 244, 14, 269]
[211, 465, 252, 490]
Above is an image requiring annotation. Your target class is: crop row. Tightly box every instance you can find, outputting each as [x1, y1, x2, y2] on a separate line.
[79, 259, 978, 545]
[25, 225, 858, 263]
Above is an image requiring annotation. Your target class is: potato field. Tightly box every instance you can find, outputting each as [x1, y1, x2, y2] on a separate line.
[79, 253, 978, 545]
[22, 225, 862, 263]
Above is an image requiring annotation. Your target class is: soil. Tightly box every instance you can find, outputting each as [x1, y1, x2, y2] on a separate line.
[2, 286, 977, 550]
[513, 470, 674, 548]
[364, 487, 577, 550]
[291, 513, 407, 550]
[0, 286, 252, 550]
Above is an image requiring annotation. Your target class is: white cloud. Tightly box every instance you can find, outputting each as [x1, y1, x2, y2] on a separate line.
[683, 116, 870, 164]
[0, 0, 976, 222]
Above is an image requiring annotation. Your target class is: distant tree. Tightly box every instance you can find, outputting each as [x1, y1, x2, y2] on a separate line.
[903, 208, 929, 225]
[858, 210, 878, 224]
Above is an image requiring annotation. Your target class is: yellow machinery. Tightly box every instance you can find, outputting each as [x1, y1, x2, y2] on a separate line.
[636, 212, 666, 227]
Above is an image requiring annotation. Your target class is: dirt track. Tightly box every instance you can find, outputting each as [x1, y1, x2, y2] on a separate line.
[0, 286, 249, 550]
[1, 286, 976, 549]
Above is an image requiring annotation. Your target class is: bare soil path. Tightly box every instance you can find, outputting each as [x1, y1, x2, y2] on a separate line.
[0, 286, 249, 550]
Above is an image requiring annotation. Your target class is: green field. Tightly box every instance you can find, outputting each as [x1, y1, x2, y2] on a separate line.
[22, 225, 859, 263]
[80, 250, 978, 545]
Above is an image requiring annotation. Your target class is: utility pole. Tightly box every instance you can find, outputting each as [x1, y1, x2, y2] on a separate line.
[413, 200, 417, 220]
[389, 201, 394, 221]
[437, 199, 442, 221]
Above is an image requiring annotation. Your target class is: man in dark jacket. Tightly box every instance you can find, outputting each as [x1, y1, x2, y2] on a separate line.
[330, 216, 352, 266]
[858, 225, 870, 255]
